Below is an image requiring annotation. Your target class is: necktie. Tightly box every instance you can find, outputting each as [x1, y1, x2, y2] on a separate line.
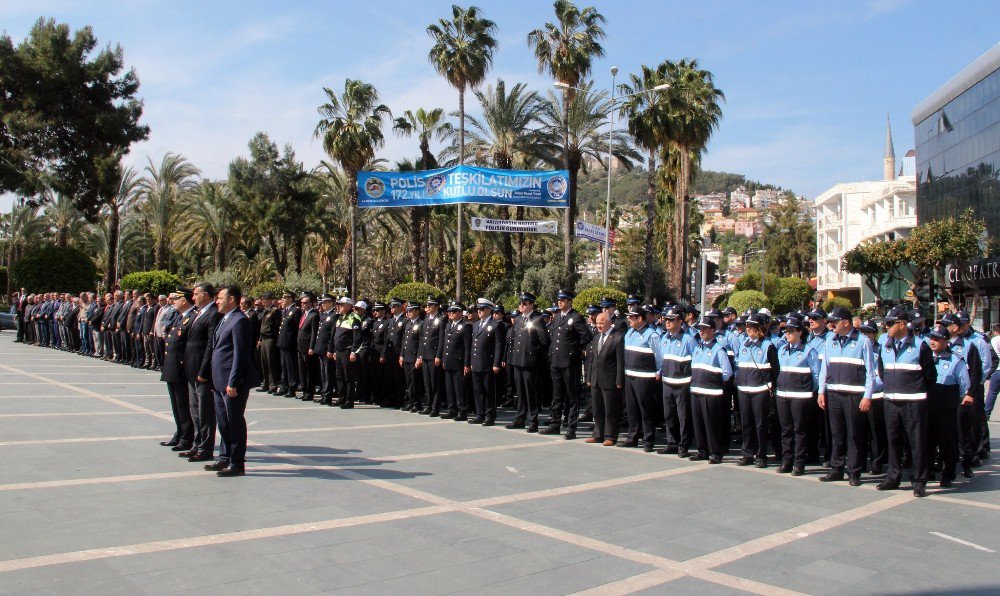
[299, 312, 307, 329]
[598, 332, 607, 352]
[896, 340, 902, 352]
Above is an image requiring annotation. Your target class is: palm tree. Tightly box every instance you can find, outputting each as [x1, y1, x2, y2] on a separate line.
[392, 109, 453, 281]
[102, 165, 143, 287]
[40, 190, 89, 248]
[138, 153, 200, 270]
[620, 63, 672, 302]
[661, 59, 724, 298]
[528, 0, 606, 290]
[1, 198, 47, 294]
[427, 4, 498, 300]
[179, 180, 234, 272]
[313, 79, 391, 299]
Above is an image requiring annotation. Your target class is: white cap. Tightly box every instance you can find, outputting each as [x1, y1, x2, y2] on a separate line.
[337, 297, 354, 306]
[354, 300, 368, 309]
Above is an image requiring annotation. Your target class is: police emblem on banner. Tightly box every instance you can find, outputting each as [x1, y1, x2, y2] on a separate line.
[426, 174, 446, 197]
[547, 175, 567, 200]
[365, 178, 385, 198]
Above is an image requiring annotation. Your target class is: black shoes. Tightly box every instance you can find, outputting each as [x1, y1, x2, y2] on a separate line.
[643, 443, 654, 453]
[505, 421, 525, 430]
[963, 464, 974, 478]
[526, 424, 539, 433]
[869, 464, 884, 475]
[564, 430, 576, 440]
[578, 413, 593, 423]
[217, 466, 246, 477]
[754, 458, 767, 469]
[736, 456, 754, 467]
[708, 455, 723, 464]
[482, 419, 495, 427]
[440, 412, 456, 420]
[188, 452, 214, 462]
[160, 439, 179, 447]
[469, 416, 485, 424]
[777, 463, 793, 474]
[204, 460, 229, 471]
[848, 476, 862, 487]
[677, 450, 690, 459]
[617, 440, 638, 448]
[820, 472, 844, 482]
[688, 454, 707, 461]
[876, 480, 900, 491]
[913, 482, 927, 497]
[171, 444, 192, 452]
[540, 424, 561, 435]
[940, 478, 954, 488]
[791, 466, 805, 476]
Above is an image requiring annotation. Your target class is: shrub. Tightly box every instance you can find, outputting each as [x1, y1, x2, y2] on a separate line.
[575, 286, 628, 312]
[11, 244, 97, 294]
[734, 271, 780, 296]
[282, 272, 323, 296]
[728, 290, 772, 313]
[249, 280, 286, 300]
[822, 296, 854, 312]
[520, 261, 566, 305]
[120, 270, 184, 296]
[771, 277, 812, 314]
[385, 282, 447, 305]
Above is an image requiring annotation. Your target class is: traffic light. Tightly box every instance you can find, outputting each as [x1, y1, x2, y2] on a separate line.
[705, 261, 719, 285]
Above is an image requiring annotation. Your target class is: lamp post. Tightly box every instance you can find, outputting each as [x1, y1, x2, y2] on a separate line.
[554, 74, 670, 288]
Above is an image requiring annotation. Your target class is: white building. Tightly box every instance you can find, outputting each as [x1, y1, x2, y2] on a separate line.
[814, 117, 917, 304]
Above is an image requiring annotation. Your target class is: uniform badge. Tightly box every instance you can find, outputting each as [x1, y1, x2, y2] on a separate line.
[850, 342, 856, 349]
[944, 363, 950, 370]
[433, 319, 440, 326]
[487, 325, 493, 332]
[907, 346, 913, 352]
[567, 316, 573, 325]
[456, 324, 463, 331]
[182, 317, 190, 324]
[325, 316, 331, 322]
[757, 349, 763, 356]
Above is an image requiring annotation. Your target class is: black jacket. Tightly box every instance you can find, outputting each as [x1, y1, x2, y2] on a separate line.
[587, 329, 624, 389]
[437, 318, 472, 371]
[278, 305, 301, 349]
[419, 312, 445, 361]
[160, 306, 197, 384]
[313, 310, 336, 355]
[183, 304, 222, 383]
[470, 317, 505, 373]
[547, 308, 592, 368]
[505, 311, 550, 368]
[297, 308, 319, 354]
[401, 316, 423, 364]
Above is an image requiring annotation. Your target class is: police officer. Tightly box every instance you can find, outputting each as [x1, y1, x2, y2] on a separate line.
[352, 301, 375, 404]
[331, 297, 362, 408]
[951, 311, 992, 466]
[370, 302, 390, 406]
[401, 301, 424, 412]
[505, 292, 550, 432]
[621, 305, 662, 452]
[927, 323, 972, 488]
[159, 289, 196, 451]
[690, 314, 734, 463]
[417, 297, 445, 416]
[817, 306, 876, 486]
[438, 301, 472, 420]
[470, 298, 504, 426]
[774, 315, 820, 475]
[806, 307, 832, 466]
[384, 298, 408, 408]
[941, 312, 984, 477]
[735, 309, 780, 467]
[257, 293, 281, 394]
[876, 306, 936, 497]
[276, 291, 301, 397]
[860, 318, 888, 475]
[313, 294, 337, 405]
[659, 305, 696, 457]
[600, 297, 627, 333]
[542, 289, 592, 439]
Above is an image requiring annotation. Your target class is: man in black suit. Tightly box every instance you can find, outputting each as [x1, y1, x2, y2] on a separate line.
[470, 298, 505, 426]
[257, 292, 281, 394]
[385, 298, 407, 408]
[160, 290, 196, 450]
[542, 289, 593, 439]
[277, 291, 301, 397]
[438, 301, 472, 420]
[400, 302, 424, 412]
[207, 285, 260, 477]
[417, 297, 445, 416]
[505, 292, 551, 433]
[182, 283, 222, 462]
[296, 292, 320, 401]
[586, 312, 625, 446]
[313, 294, 337, 405]
[140, 293, 159, 369]
[242, 296, 262, 383]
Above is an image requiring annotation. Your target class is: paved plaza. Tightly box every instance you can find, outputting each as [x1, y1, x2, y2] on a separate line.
[0, 334, 998, 595]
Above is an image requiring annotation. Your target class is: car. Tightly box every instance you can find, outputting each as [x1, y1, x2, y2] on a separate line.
[0, 312, 15, 331]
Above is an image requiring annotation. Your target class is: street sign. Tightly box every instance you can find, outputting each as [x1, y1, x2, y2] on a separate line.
[575, 221, 613, 246]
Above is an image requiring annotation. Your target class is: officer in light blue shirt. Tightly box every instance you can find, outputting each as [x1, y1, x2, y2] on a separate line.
[928, 324, 972, 486]
[734, 309, 780, 467]
[659, 306, 697, 457]
[774, 315, 820, 475]
[690, 315, 734, 463]
[622, 306, 662, 452]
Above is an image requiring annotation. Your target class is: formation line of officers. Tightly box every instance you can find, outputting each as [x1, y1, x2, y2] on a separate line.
[11, 287, 996, 494]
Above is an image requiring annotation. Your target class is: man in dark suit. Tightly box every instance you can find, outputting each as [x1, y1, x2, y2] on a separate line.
[313, 294, 337, 405]
[505, 292, 551, 432]
[183, 283, 222, 462]
[257, 292, 281, 394]
[438, 301, 472, 420]
[296, 292, 320, 401]
[160, 290, 196, 450]
[543, 289, 593, 439]
[140, 294, 159, 369]
[277, 291, 301, 397]
[242, 296, 262, 383]
[470, 298, 505, 426]
[417, 297, 445, 416]
[586, 312, 625, 446]
[206, 285, 259, 477]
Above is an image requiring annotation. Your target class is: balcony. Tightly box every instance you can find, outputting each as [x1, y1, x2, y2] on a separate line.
[825, 214, 842, 227]
[817, 242, 842, 258]
[861, 214, 918, 240]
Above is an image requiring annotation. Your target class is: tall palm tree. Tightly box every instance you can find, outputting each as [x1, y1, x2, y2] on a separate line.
[313, 79, 391, 299]
[179, 180, 234, 272]
[528, 0, 606, 290]
[1, 199, 47, 293]
[392, 109, 453, 281]
[102, 165, 143, 287]
[427, 4, 498, 300]
[620, 63, 672, 302]
[41, 190, 89, 248]
[138, 153, 200, 270]
[661, 59, 724, 298]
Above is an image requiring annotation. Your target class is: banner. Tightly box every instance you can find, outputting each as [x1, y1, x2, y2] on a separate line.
[470, 217, 558, 234]
[575, 220, 614, 247]
[357, 164, 570, 208]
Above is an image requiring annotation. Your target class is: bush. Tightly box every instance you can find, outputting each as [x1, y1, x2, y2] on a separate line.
[11, 244, 97, 294]
[822, 296, 854, 312]
[385, 282, 447, 305]
[282, 272, 323, 296]
[575, 286, 628, 312]
[521, 261, 566, 305]
[734, 271, 779, 296]
[197, 269, 240, 290]
[119, 270, 183, 296]
[771, 277, 812, 314]
[712, 292, 730, 309]
[728, 290, 772, 313]
[249, 280, 286, 300]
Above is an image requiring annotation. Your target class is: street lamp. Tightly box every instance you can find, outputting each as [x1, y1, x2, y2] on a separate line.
[553, 73, 670, 287]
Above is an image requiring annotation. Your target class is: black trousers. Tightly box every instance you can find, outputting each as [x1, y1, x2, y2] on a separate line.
[512, 365, 539, 425]
[166, 381, 193, 445]
[279, 347, 298, 391]
[155, 337, 165, 367]
[549, 363, 581, 430]
[885, 399, 928, 484]
[775, 397, 813, 467]
[297, 350, 318, 397]
[928, 389, 960, 481]
[662, 383, 692, 451]
[443, 368, 467, 415]
[404, 361, 423, 409]
[591, 384, 622, 441]
[189, 381, 216, 456]
[319, 354, 336, 399]
[692, 393, 727, 457]
[422, 361, 444, 413]
[335, 350, 356, 405]
[738, 390, 772, 460]
[382, 355, 404, 407]
[214, 386, 249, 466]
[260, 339, 280, 390]
[472, 370, 496, 420]
[827, 391, 867, 477]
[624, 376, 658, 445]
[959, 385, 984, 464]
[867, 398, 888, 469]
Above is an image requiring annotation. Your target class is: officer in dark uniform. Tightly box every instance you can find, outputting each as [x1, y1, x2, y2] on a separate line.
[353, 301, 375, 403]
[257, 292, 281, 394]
[401, 301, 424, 412]
[313, 294, 337, 405]
[600, 297, 626, 333]
[371, 302, 390, 406]
[159, 289, 196, 451]
[295, 293, 320, 401]
[493, 302, 514, 410]
[542, 289, 592, 439]
[385, 297, 407, 408]
[470, 298, 505, 425]
[505, 292, 550, 432]
[417, 297, 445, 416]
[277, 291, 301, 397]
[184, 283, 222, 462]
[438, 301, 472, 420]
[330, 297, 362, 408]
[927, 323, 972, 487]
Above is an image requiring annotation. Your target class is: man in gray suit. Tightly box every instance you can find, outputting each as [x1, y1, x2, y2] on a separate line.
[586, 313, 624, 446]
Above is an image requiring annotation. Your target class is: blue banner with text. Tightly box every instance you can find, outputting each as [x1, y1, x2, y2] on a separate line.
[357, 165, 569, 208]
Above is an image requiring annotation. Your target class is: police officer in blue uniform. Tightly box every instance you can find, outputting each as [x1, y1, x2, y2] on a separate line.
[690, 314, 734, 463]
[774, 315, 820, 475]
[620, 305, 662, 452]
[806, 307, 832, 466]
[860, 318, 888, 475]
[659, 305, 697, 457]
[927, 323, 972, 487]
[734, 309, 780, 467]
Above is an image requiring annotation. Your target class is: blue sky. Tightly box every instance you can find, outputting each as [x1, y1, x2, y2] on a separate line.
[2, 0, 999, 211]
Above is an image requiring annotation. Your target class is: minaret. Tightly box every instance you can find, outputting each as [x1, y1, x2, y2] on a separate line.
[883, 113, 896, 181]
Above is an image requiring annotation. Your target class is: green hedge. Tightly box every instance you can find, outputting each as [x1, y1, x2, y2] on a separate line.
[385, 282, 447, 305]
[575, 286, 628, 312]
[822, 296, 853, 312]
[11, 244, 97, 294]
[771, 277, 812, 314]
[728, 290, 772, 313]
[119, 270, 183, 296]
[249, 280, 286, 299]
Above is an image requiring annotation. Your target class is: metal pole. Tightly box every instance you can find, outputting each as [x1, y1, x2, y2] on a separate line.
[603, 67, 617, 287]
[349, 202, 356, 300]
[700, 252, 708, 313]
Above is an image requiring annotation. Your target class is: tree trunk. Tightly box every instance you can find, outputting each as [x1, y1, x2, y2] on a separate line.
[644, 150, 656, 302]
[562, 91, 574, 291]
[266, 233, 286, 277]
[57, 227, 68, 248]
[293, 236, 304, 276]
[456, 85, 465, 301]
[499, 205, 513, 271]
[409, 207, 421, 281]
[214, 237, 225, 272]
[422, 212, 430, 283]
[105, 206, 120, 289]
[155, 236, 168, 271]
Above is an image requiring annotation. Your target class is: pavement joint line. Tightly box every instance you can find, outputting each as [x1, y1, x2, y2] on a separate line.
[0, 411, 148, 418]
[0, 394, 166, 399]
[570, 568, 686, 595]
